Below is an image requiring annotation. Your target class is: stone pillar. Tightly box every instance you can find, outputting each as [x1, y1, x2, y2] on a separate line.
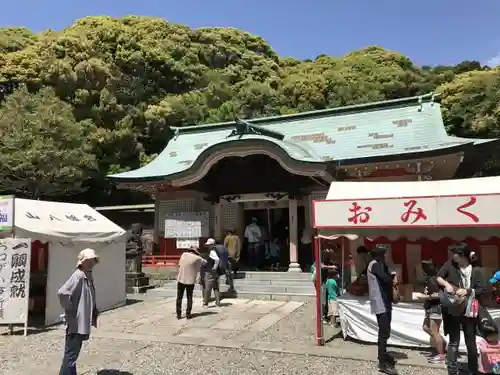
[288, 198, 301, 272]
[214, 202, 223, 240]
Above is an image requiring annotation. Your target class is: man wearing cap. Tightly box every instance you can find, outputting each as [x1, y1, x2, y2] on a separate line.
[201, 238, 221, 307]
[367, 245, 398, 375]
[58, 248, 99, 375]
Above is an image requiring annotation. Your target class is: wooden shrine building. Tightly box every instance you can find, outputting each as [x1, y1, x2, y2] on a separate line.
[108, 94, 499, 271]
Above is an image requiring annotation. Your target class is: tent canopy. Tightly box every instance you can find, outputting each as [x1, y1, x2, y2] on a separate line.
[314, 177, 500, 241]
[14, 198, 126, 243]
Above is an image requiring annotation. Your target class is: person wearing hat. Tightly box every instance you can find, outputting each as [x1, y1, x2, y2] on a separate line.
[489, 271, 500, 286]
[488, 271, 500, 305]
[176, 246, 207, 319]
[436, 242, 486, 375]
[367, 244, 398, 375]
[200, 238, 221, 307]
[57, 248, 99, 375]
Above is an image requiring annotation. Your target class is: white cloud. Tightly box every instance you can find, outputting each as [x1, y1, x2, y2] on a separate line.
[486, 53, 500, 67]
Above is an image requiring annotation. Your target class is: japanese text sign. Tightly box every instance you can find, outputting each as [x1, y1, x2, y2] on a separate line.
[313, 194, 500, 228]
[0, 196, 14, 232]
[0, 238, 31, 325]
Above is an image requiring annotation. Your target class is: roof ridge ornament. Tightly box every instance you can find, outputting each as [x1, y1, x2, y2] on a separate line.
[417, 96, 423, 112]
[173, 128, 180, 140]
[226, 118, 285, 141]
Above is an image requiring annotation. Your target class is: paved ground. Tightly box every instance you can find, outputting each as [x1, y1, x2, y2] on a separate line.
[0, 297, 444, 375]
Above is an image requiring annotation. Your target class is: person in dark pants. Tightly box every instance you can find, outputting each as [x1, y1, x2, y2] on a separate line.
[367, 245, 398, 375]
[437, 243, 486, 375]
[176, 246, 206, 319]
[58, 248, 100, 375]
[201, 238, 221, 307]
[244, 217, 262, 270]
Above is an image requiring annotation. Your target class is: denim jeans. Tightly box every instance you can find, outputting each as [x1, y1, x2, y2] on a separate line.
[225, 260, 235, 291]
[203, 271, 220, 305]
[376, 310, 393, 365]
[446, 315, 477, 375]
[59, 333, 86, 375]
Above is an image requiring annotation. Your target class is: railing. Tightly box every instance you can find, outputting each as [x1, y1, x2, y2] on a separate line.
[142, 255, 178, 268]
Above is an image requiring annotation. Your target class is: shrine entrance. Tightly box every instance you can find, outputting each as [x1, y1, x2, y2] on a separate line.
[190, 153, 321, 271]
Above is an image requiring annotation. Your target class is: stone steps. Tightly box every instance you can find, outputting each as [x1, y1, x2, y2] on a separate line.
[147, 271, 315, 302]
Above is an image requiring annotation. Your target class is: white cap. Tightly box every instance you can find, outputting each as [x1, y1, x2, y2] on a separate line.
[204, 238, 215, 246]
[77, 248, 99, 266]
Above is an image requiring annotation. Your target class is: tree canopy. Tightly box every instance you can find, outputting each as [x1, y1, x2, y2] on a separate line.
[0, 16, 497, 204]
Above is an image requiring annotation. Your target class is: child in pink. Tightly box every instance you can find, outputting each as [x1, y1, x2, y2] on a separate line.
[478, 320, 500, 374]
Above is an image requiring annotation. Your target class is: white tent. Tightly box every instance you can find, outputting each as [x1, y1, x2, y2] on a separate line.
[13, 198, 127, 325]
[312, 176, 500, 350]
[313, 176, 500, 240]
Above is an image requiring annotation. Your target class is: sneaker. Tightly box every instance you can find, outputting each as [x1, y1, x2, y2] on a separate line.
[385, 354, 397, 365]
[378, 363, 398, 375]
[176, 315, 182, 320]
[428, 355, 445, 364]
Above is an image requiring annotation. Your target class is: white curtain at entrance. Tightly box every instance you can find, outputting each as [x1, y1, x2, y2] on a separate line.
[339, 294, 500, 351]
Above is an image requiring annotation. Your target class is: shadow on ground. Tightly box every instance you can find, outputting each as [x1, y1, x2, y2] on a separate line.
[1, 326, 58, 336]
[97, 370, 134, 375]
[325, 330, 343, 343]
[126, 298, 143, 306]
[189, 311, 217, 318]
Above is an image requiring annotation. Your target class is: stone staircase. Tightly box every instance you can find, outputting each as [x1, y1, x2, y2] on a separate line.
[146, 271, 315, 302]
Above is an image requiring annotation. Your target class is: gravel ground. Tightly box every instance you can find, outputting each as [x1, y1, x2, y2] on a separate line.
[254, 301, 433, 358]
[102, 345, 444, 375]
[0, 298, 441, 374]
[0, 331, 444, 375]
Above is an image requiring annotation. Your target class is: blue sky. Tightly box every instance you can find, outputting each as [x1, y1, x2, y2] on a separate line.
[1, 0, 500, 66]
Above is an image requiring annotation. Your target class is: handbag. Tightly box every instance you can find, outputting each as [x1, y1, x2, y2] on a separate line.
[464, 289, 479, 318]
[440, 291, 466, 316]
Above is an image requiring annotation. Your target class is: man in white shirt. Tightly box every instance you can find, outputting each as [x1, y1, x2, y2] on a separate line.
[244, 217, 262, 270]
[201, 238, 221, 307]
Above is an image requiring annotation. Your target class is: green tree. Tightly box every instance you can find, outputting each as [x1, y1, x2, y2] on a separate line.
[438, 69, 500, 137]
[0, 16, 498, 203]
[0, 86, 97, 198]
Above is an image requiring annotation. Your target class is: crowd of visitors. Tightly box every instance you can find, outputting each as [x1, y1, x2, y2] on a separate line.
[361, 242, 500, 375]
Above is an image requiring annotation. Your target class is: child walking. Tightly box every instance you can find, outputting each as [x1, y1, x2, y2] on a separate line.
[266, 237, 281, 271]
[421, 260, 446, 364]
[478, 320, 500, 374]
[326, 267, 340, 327]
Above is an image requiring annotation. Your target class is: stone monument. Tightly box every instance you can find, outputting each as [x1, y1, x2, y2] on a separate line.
[125, 223, 151, 293]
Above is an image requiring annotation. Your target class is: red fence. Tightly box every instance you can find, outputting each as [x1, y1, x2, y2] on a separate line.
[142, 255, 178, 268]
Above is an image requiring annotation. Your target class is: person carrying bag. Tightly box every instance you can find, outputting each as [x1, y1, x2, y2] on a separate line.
[437, 243, 486, 375]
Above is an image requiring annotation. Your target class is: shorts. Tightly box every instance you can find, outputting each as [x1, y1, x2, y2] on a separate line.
[425, 304, 442, 320]
[328, 300, 339, 317]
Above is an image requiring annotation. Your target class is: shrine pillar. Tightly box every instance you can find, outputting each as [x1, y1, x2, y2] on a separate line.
[214, 201, 223, 239]
[288, 198, 301, 272]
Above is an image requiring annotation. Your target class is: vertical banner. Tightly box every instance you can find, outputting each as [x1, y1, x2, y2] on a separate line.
[0, 196, 14, 232]
[0, 238, 31, 336]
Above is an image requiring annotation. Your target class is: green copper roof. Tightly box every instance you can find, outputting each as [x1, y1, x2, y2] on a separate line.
[109, 94, 497, 182]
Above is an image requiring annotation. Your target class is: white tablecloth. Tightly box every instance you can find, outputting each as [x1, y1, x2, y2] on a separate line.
[338, 294, 500, 351]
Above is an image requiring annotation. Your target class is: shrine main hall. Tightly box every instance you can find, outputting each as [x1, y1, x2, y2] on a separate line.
[108, 94, 498, 271]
